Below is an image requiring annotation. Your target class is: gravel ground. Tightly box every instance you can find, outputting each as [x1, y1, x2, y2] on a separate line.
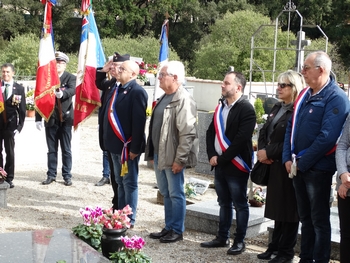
[0, 115, 339, 263]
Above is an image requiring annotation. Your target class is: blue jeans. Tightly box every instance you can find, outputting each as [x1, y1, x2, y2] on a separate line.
[214, 166, 249, 242]
[110, 153, 139, 225]
[45, 124, 72, 180]
[153, 154, 186, 234]
[102, 151, 110, 178]
[293, 168, 333, 263]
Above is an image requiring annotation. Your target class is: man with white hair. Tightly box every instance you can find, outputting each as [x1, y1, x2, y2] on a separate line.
[283, 51, 350, 263]
[145, 61, 198, 243]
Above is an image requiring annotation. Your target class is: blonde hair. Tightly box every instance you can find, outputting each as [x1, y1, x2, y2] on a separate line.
[277, 70, 306, 102]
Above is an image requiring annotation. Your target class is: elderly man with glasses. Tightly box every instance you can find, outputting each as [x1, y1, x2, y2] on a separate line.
[283, 51, 350, 263]
[100, 59, 148, 228]
[145, 61, 198, 243]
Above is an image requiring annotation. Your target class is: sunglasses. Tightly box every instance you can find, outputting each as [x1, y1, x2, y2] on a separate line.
[278, 83, 293, 89]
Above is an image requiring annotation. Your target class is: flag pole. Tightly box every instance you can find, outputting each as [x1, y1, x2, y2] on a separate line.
[152, 16, 169, 108]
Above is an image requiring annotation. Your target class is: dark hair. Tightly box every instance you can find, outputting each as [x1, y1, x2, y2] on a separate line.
[1, 63, 15, 72]
[226, 71, 246, 92]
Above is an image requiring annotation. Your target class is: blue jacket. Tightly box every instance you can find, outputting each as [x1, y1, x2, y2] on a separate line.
[102, 79, 148, 155]
[282, 76, 350, 172]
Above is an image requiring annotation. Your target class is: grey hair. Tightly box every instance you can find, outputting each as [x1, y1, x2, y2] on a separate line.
[307, 51, 332, 74]
[163, 61, 185, 84]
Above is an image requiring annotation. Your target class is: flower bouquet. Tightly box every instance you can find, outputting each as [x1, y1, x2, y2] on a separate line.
[109, 235, 152, 263]
[100, 205, 133, 230]
[249, 187, 266, 207]
[72, 206, 104, 250]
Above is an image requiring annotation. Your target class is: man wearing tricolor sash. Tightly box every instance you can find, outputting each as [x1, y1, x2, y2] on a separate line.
[282, 51, 350, 263]
[101, 60, 148, 227]
[201, 71, 256, 256]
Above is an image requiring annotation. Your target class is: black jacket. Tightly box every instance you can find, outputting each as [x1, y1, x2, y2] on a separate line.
[206, 96, 256, 175]
[36, 71, 76, 127]
[258, 102, 299, 222]
[0, 82, 26, 132]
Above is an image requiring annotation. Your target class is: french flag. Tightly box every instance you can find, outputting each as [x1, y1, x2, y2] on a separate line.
[152, 19, 169, 108]
[74, 0, 106, 129]
[34, 0, 60, 121]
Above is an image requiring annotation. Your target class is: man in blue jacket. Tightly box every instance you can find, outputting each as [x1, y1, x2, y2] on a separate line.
[101, 60, 148, 227]
[283, 51, 350, 263]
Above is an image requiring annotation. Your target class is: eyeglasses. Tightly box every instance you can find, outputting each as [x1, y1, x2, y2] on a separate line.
[278, 83, 293, 89]
[301, 65, 320, 71]
[56, 61, 66, 65]
[158, 72, 173, 79]
[118, 66, 133, 73]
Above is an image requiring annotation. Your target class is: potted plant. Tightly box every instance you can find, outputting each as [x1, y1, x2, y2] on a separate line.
[72, 206, 104, 250]
[110, 235, 152, 263]
[25, 89, 35, 117]
[99, 205, 133, 259]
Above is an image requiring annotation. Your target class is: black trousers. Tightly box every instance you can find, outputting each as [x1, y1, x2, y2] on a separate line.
[107, 151, 118, 209]
[268, 220, 299, 259]
[338, 193, 350, 263]
[0, 129, 15, 181]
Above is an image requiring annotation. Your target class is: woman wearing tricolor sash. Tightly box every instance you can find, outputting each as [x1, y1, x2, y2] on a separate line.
[256, 70, 304, 263]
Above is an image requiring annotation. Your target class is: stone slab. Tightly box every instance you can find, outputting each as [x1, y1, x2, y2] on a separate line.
[268, 206, 340, 261]
[0, 181, 9, 208]
[0, 228, 110, 263]
[195, 111, 214, 175]
[185, 199, 272, 238]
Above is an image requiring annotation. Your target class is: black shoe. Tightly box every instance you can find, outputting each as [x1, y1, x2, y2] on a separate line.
[257, 249, 277, 260]
[64, 179, 72, 186]
[42, 177, 56, 185]
[95, 177, 110, 186]
[149, 228, 169, 239]
[159, 230, 183, 243]
[6, 181, 14, 188]
[269, 256, 292, 263]
[200, 237, 230, 248]
[227, 241, 245, 255]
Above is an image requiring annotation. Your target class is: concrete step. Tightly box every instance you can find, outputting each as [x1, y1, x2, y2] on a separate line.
[185, 199, 272, 238]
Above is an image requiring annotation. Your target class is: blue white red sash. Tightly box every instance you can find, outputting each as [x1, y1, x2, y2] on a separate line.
[290, 87, 338, 157]
[213, 102, 250, 173]
[290, 87, 309, 157]
[108, 87, 132, 176]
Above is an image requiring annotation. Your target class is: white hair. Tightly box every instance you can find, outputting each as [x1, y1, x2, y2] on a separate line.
[163, 61, 185, 84]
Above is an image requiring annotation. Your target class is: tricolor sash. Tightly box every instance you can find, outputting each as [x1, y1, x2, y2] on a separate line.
[108, 86, 132, 176]
[290, 87, 339, 159]
[290, 87, 309, 157]
[213, 102, 250, 173]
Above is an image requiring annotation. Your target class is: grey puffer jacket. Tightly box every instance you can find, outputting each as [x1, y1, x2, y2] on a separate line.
[145, 86, 198, 170]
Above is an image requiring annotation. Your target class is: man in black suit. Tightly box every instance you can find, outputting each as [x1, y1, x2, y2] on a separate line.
[95, 52, 130, 188]
[0, 63, 26, 188]
[101, 59, 148, 227]
[35, 52, 76, 186]
[200, 71, 256, 256]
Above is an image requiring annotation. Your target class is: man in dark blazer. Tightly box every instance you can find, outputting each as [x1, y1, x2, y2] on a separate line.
[95, 52, 130, 188]
[0, 63, 26, 188]
[35, 52, 76, 186]
[201, 71, 256, 256]
[101, 59, 147, 227]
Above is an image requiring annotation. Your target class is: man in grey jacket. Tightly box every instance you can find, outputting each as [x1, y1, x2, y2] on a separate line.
[145, 60, 198, 243]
